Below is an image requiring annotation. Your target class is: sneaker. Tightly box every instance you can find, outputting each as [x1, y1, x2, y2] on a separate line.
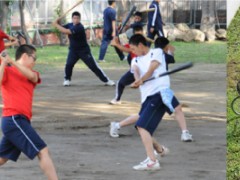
[105, 80, 115, 86]
[110, 99, 121, 105]
[63, 80, 71, 86]
[110, 122, 119, 138]
[98, 60, 106, 63]
[133, 158, 160, 171]
[181, 131, 193, 142]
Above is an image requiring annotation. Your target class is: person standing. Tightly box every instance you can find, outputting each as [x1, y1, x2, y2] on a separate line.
[98, 0, 125, 62]
[0, 28, 18, 53]
[52, 11, 115, 86]
[0, 45, 58, 180]
[147, 0, 164, 42]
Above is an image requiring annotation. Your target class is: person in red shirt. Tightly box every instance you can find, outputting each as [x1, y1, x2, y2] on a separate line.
[0, 45, 58, 180]
[0, 28, 17, 53]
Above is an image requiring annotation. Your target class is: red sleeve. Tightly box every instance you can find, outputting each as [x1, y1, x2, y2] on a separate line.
[0, 30, 9, 40]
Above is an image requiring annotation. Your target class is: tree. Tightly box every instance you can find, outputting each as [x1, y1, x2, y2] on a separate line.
[19, 0, 31, 44]
[200, 1, 216, 41]
[0, 1, 10, 31]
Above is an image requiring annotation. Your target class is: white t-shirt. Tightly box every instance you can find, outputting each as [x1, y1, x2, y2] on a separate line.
[131, 48, 170, 103]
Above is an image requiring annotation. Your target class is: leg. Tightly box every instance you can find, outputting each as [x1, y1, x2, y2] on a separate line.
[98, 35, 110, 61]
[119, 114, 139, 128]
[110, 114, 139, 138]
[64, 50, 79, 81]
[114, 46, 125, 60]
[115, 71, 135, 101]
[138, 127, 156, 161]
[80, 52, 109, 83]
[0, 157, 8, 166]
[174, 104, 187, 131]
[38, 147, 58, 180]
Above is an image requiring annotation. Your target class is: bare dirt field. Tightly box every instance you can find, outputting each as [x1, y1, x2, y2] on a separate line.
[0, 63, 226, 180]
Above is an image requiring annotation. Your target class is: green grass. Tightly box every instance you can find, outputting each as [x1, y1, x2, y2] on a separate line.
[6, 41, 226, 73]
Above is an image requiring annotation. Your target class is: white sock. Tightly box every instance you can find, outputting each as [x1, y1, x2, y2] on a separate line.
[115, 122, 120, 129]
[182, 130, 189, 133]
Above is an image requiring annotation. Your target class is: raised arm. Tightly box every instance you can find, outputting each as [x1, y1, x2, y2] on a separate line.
[52, 18, 72, 35]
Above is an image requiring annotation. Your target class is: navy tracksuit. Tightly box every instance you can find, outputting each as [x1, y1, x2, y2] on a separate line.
[147, 1, 164, 39]
[63, 23, 109, 82]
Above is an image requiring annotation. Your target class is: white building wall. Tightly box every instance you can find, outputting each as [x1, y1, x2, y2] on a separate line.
[227, 0, 240, 27]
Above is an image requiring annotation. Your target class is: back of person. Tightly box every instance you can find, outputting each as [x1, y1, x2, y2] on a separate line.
[0, 29, 9, 53]
[103, 7, 116, 36]
[148, 1, 162, 30]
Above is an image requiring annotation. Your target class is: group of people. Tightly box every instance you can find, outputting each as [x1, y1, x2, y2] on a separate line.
[0, 0, 193, 179]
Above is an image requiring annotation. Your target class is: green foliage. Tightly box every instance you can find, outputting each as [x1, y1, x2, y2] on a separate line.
[227, 7, 240, 180]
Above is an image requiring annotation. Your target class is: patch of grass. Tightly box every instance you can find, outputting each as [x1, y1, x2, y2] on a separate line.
[6, 40, 226, 73]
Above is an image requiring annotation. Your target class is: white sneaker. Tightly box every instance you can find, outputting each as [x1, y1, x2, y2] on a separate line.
[105, 80, 115, 86]
[110, 122, 119, 138]
[63, 80, 71, 86]
[181, 131, 193, 142]
[110, 99, 121, 105]
[98, 60, 106, 63]
[133, 158, 160, 171]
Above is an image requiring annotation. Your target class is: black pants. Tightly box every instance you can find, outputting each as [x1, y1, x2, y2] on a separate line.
[115, 70, 135, 101]
[65, 49, 109, 82]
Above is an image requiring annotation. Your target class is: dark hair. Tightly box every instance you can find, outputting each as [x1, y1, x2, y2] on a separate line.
[129, 34, 147, 46]
[15, 44, 36, 61]
[133, 26, 143, 34]
[154, 37, 169, 49]
[108, 0, 116, 5]
[72, 11, 81, 18]
[134, 11, 142, 17]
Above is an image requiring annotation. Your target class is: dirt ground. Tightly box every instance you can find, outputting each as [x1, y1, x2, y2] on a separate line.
[0, 63, 226, 180]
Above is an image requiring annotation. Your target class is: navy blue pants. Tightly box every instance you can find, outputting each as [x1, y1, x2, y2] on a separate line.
[115, 70, 135, 101]
[98, 34, 125, 61]
[65, 49, 109, 82]
[147, 27, 164, 46]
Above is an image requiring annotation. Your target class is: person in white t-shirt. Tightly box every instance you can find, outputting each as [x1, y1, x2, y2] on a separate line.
[129, 34, 181, 171]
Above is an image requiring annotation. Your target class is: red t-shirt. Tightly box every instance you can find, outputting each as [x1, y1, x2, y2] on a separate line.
[124, 44, 137, 60]
[0, 30, 9, 53]
[1, 66, 41, 120]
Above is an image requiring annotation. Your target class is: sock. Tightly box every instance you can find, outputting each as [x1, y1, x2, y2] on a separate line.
[115, 122, 120, 129]
[182, 130, 188, 133]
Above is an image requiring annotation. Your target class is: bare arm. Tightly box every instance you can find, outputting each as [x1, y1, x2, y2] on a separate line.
[110, 37, 132, 53]
[131, 60, 160, 88]
[52, 18, 72, 35]
[7, 55, 39, 83]
[112, 20, 116, 37]
[0, 54, 9, 85]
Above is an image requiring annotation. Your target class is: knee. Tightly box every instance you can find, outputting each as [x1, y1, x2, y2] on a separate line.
[0, 157, 8, 166]
[38, 147, 50, 160]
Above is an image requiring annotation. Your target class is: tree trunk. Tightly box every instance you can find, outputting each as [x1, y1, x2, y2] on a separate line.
[0, 1, 10, 31]
[200, 1, 215, 31]
[58, 0, 67, 45]
[19, 0, 31, 44]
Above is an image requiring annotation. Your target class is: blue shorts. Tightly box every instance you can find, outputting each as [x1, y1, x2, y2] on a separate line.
[136, 93, 179, 135]
[0, 115, 47, 161]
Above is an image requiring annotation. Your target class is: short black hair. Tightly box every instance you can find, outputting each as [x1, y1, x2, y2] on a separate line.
[154, 37, 169, 49]
[133, 25, 143, 34]
[134, 11, 142, 17]
[108, 0, 116, 5]
[129, 34, 147, 46]
[15, 44, 36, 61]
[72, 11, 81, 18]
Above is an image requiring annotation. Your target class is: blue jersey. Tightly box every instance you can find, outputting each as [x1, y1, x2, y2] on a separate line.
[148, 1, 163, 30]
[103, 7, 116, 35]
[63, 23, 90, 51]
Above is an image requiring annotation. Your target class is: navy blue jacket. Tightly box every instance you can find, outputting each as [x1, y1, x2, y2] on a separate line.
[148, 1, 163, 31]
[63, 23, 90, 52]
